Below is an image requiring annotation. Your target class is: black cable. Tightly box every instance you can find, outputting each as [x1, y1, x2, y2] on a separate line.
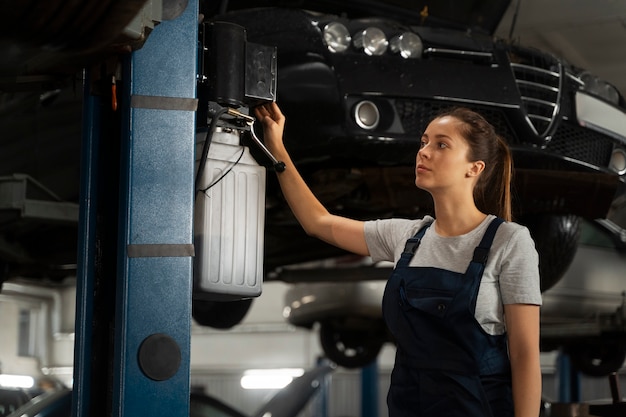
[508, 0, 521, 41]
[195, 106, 228, 197]
[197, 147, 245, 194]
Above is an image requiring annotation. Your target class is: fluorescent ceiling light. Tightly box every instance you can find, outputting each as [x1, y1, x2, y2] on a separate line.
[240, 368, 304, 390]
[0, 374, 35, 388]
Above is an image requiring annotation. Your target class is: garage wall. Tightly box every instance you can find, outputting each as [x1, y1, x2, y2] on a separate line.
[2, 280, 626, 416]
[0, 294, 42, 377]
[0, 282, 77, 387]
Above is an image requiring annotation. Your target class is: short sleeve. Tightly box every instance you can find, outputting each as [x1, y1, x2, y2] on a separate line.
[364, 217, 434, 264]
[498, 226, 542, 306]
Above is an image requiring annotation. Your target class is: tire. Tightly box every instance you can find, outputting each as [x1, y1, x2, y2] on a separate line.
[0, 262, 9, 293]
[192, 298, 253, 329]
[521, 214, 581, 292]
[319, 318, 386, 369]
[567, 341, 626, 377]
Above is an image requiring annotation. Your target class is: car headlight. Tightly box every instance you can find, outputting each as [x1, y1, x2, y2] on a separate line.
[389, 32, 423, 58]
[610, 148, 626, 175]
[322, 22, 351, 53]
[353, 27, 388, 56]
[580, 72, 620, 105]
[353, 100, 380, 130]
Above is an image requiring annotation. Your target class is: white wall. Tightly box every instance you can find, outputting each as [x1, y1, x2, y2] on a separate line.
[3, 279, 619, 417]
[1, 280, 381, 384]
[0, 293, 41, 377]
[0, 282, 77, 387]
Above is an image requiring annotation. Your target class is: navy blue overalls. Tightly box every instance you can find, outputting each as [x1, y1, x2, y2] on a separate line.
[382, 218, 513, 417]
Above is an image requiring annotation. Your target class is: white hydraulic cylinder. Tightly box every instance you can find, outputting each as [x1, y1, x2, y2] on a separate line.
[194, 128, 265, 300]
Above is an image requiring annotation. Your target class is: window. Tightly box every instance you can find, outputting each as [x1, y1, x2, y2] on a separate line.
[17, 309, 34, 357]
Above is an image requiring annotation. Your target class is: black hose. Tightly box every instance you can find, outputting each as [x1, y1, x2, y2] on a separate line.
[195, 106, 228, 197]
[508, 0, 521, 40]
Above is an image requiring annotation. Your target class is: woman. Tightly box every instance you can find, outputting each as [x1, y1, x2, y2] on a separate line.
[254, 102, 542, 417]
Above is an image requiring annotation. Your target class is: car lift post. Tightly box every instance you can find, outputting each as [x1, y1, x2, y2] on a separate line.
[73, 1, 199, 416]
[557, 349, 581, 403]
[361, 360, 379, 417]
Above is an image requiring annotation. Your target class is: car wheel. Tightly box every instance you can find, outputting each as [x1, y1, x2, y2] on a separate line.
[567, 341, 626, 377]
[521, 214, 581, 292]
[319, 318, 386, 369]
[192, 298, 253, 329]
[0, 263, 8, 292]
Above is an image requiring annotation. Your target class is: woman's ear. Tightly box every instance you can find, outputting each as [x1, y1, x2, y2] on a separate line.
[467, 160, 485, 177]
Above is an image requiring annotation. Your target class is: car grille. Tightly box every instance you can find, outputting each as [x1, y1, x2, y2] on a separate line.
[548, 122, 614, 168]
[509, 50, 562, 141]
[394, 98, 613, 170]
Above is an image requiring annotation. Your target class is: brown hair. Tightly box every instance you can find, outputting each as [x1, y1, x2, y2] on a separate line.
[435, 107, 513, 221]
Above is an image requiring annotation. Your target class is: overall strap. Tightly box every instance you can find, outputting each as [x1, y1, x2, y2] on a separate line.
[402, 223, 431, 254]
[397, 221, 432, 267]
[467, 217, 505, 314]
[472, 217, 505, 265]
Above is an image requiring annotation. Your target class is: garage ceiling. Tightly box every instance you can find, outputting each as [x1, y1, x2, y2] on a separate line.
[0, 0, 623, 283]
[496, 0, 626, 96]
[0, 1, 623, 203]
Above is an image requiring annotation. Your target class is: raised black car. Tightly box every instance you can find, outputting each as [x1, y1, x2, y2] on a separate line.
[199, 0, 625, 288]
[193, 0, 626, 360]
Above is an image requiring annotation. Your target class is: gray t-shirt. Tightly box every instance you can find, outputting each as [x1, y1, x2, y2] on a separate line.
[364, 214, 542, 335]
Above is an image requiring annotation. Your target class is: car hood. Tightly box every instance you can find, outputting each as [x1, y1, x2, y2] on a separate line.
[206, 0, 512, 35]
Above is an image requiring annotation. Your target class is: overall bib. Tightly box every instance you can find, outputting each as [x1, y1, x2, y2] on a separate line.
[382, 218, 513, 417]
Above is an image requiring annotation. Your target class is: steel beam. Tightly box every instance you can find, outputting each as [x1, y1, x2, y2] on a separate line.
[74, 1, 199, 416]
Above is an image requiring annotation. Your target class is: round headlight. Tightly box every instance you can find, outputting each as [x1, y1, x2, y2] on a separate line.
[390, 32, 423, 58]
[354, 100, 380, 130]
[353, 27, 388, 56]
[610, 148, 626, 175]
[580, 72, 620, 105]
[322, 22, 351, 53]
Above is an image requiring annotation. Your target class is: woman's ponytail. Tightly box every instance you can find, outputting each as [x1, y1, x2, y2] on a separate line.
[495, 135, 513, 222]
[435, 108, 514, 221]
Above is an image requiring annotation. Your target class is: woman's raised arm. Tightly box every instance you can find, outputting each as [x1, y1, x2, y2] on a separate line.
[254, 102, 369, 256]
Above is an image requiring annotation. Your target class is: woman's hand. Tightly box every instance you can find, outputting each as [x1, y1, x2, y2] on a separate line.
[254, 102, 286, 155]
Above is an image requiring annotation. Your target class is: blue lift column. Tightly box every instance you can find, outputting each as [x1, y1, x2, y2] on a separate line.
[361, 360, 379, 417]
[73, 1, 199, 416]
[557, 349, 581, 403]
[112, 1, 199, 415]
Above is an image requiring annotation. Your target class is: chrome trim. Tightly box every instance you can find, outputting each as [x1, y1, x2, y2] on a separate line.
[527, 114, 552, 123]
[521, 96, 558, 108]
[510, 58, 563, 140]
[510, 63, 559, 78]
[432, 95, 521, 109]
[516, 79, 559, 93]
[423, 47, 493, 59]
[566, 72, 585, 87]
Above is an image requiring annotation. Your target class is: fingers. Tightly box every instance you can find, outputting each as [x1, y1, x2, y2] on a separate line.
[254, 102, 284, 125]
[267, 101, 283, 119]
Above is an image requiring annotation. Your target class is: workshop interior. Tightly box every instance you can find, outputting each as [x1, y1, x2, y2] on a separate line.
[1, 0, 626, 416]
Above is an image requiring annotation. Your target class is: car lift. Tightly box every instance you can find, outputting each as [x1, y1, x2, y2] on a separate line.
[69, 2, 607, 416]
[73, 1, 198, 416]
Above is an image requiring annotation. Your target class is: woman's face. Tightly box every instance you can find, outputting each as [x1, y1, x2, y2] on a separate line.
[414, 116, 481, 194]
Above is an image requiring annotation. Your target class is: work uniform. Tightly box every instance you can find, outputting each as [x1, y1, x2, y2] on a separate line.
[382, 218, 513, 416]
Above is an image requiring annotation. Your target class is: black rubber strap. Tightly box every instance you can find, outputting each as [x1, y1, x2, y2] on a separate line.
[471, 217, 505, 264]
[402, 221, 432, 255]
[130, 95, 198, 111]
[127, 243, 195, 258]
